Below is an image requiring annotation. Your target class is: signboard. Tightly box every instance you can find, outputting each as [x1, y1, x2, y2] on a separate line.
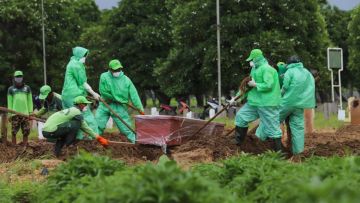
[327, 48, 344, 114]
[327, 48, 343, 70]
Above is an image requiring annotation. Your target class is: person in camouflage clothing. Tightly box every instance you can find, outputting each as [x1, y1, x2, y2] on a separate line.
[7, 71, 33, 145]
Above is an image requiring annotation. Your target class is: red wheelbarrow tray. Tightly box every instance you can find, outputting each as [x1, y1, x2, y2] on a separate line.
[135, 115, 225, 147]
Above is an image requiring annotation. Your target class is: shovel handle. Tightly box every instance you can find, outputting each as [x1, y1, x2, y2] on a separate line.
[191, 91, 245, 137]
[0, 107, 46, 122]
[97, 98, 137, 135]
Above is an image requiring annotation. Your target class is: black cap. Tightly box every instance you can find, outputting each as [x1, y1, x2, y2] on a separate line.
[286, 55, 301, 65]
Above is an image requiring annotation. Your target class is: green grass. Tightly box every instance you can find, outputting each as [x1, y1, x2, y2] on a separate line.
[314, 111, 345, 130]
[213, 117, 235, 129]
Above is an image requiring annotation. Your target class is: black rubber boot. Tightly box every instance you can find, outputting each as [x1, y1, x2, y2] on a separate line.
[235, 126, 248, 145]
[54, 138, 66, 157]
[273, 138, 283, 152]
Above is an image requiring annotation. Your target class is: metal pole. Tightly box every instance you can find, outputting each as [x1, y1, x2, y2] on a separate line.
[216, 0, 221, 108]
[41, 0, 47, 84]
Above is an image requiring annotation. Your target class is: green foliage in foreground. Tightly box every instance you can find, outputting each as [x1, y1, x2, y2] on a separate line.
[1, 152, 360, 203]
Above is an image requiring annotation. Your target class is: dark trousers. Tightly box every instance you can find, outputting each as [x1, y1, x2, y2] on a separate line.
[43, 119, 81, 156]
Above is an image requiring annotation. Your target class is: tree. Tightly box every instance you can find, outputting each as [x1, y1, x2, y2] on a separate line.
[348, 5, 360, 89]
[156, 0, 330, 100]
[321, 5, 351, 89]
[0, 0, 100, 104]
[99, 0, 173, 105]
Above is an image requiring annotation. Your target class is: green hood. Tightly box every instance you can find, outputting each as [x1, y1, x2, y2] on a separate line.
[253, 56, 267, 68]
[72, 46, 89, 60]
[286, 62, 304, 69]
[277, 62, 287, 75]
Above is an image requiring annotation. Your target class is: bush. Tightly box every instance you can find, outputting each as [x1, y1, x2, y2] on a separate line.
[47, 152, 125, 189]
[0, 181, 41, 203]
[45, 155, 237, 203]
[19, 152, 360, 203]
[193, 153, 360, 203]
[40, 152, 125, 202]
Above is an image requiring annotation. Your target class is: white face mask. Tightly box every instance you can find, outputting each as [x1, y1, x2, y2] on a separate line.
[82, 106, 88, 112]
[14, 77, 23, 83]
[112, 71, 121, 77]
[79, 57, 86, 64]
[249, 61, 255, 68]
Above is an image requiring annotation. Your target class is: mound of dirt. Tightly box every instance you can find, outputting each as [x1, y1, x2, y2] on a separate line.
[1, 125, 360, 166]
[303, 125, 360, 157]
[0, 133, 163, 164]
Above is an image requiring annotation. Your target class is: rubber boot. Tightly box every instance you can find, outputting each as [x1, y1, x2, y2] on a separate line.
[54, 139, 66, 157]
[273, 138, 283, 152]
[235, 126, 248, 145]
[12, 135, 17, 145]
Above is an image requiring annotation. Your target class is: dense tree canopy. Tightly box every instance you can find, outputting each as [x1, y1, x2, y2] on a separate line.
[0, 0, 358, 106]
[0, 0, 100, 104]
[348, 5, 360, 88]
[156, 0, 330, 98]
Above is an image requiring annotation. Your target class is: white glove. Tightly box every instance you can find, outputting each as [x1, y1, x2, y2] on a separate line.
[247, 79, 257, 87]
[229, 97, 236, 105]
[83, 82, 100, 100]
[92, 92, 100, 100]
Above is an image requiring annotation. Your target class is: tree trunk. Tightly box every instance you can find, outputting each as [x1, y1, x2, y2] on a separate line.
[195, 94, 204, 107]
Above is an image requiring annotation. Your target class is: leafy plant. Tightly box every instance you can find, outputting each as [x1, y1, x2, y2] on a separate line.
[46, 151, 125, 190]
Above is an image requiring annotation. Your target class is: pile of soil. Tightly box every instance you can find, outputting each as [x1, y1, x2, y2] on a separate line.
[1, 125, 360, 166]
[303, 125, 360, 157]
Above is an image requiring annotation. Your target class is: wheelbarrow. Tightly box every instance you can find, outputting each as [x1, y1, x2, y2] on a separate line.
[134, 115, 225, 152]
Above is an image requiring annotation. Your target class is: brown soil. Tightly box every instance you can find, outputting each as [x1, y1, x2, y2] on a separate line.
[1, 125, 360, 166]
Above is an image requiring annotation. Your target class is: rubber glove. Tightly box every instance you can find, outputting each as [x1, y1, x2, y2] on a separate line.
[228, 97, 236, 105]
[247, 79, 257, 87]
[96, 135, 109, 147]
[84, 82, 100, 100]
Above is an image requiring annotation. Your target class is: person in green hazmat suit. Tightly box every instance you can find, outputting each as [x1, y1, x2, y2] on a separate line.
[279, 56, 315, 155]
[232, 49, 282, 151]
[277, 62, 287, 88]
[61, 46, 99, 139]
[95, 59, 144, 143]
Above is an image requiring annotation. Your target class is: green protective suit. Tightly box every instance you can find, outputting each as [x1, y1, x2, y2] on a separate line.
[279, 62, 315, 154]
[235, 56, 282, 140]
[277, 62, 287, 87]
[247, 56, 281, 107]
[236, 103, 282, 140]
[61, 47, 98, 139]
[95, 71, 144, 143]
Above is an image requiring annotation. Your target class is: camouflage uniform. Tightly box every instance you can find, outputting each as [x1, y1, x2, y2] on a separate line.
[10, 115, 30, 139]
[7, 79, 33, 145]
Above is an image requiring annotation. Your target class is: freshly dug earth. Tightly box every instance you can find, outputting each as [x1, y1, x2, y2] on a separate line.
[1, 125, 360, 165]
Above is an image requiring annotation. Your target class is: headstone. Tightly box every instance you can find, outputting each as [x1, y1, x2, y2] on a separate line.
[151, 107, 158, 115]
[338, 109, 346, 121]
[351, 99, 360, 125]
[106, 117, 113, 128]
[345, 97, 355, 122]
[209, 109, 215, 118]
[37, 122, 45, 139]
[304, 109, 314, 134]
